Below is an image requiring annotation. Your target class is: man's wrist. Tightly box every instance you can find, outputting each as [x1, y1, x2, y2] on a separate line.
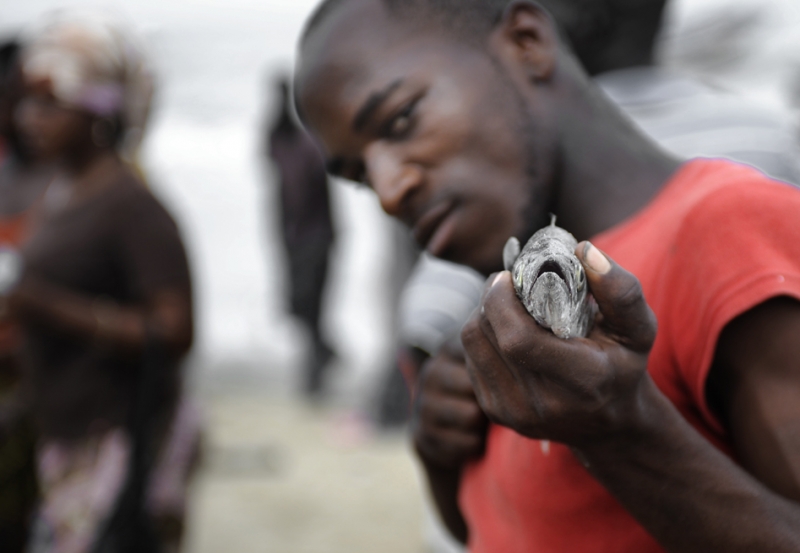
[571, 374, 675, 461]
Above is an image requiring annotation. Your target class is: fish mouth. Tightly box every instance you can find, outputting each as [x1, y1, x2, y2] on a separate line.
[413, 200, 455, 250]
[536, 260, 567, 282]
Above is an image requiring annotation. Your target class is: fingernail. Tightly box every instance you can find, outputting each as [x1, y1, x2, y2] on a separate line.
[491, 272, 507, 287]
[583, 242, 611, 275]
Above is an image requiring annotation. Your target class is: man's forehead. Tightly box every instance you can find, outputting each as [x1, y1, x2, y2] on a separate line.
[300, 0, 400, 78]
[297, 1, 443, 120]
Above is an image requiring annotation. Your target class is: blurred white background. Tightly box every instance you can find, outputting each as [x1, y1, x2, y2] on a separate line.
[1, 0, 798, 400]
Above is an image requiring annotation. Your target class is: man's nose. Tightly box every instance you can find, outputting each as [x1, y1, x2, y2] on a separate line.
[364, 143, 424, 218]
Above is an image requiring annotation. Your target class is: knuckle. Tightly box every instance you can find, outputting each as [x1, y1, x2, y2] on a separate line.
[477, 394, 509, 427]
[477, 309, 493, 335]
[498, 329, 528, 358]
[614, 276, 645, 312]
[608, 275, 658, 351]
[463, 402, 486, 429]
[461, 316, 481, 344]
[641, 307, 658, 346]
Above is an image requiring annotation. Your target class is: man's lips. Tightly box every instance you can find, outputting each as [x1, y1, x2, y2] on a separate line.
[413, 200, 456, 255]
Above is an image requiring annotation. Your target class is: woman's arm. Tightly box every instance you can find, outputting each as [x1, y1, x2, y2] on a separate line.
[8, 275, 193, 355]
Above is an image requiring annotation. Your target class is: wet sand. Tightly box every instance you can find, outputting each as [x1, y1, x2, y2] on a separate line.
[185, 391, 424, 553]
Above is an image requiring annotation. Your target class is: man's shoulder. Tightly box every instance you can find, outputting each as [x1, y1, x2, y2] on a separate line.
[674, 159, 800, 228]
[597, 159, 799, 283]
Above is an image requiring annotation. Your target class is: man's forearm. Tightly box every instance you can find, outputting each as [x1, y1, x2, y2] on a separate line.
[575, 377, 800, 553]
[419, 455, 469, 545]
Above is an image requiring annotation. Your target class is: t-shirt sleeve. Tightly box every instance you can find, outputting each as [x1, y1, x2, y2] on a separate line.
[115, 186, 193, 303]
[665, 177, 800, 433]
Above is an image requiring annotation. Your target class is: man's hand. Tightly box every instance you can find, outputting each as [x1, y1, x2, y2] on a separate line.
[461, 241, 657, 446]
[412, 340, 489, 469]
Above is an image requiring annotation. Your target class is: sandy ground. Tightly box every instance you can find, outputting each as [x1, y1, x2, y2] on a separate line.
[183, 389, 426, 553]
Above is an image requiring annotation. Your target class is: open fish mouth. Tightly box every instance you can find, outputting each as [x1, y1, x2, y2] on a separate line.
[536, 259, 567, 281]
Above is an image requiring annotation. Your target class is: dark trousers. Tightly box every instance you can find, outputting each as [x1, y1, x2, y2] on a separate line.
[286, 239, 334, 393]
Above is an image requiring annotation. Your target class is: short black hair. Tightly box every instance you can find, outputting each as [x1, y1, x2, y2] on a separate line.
[301, 0, 668, 74]
[302, 0, 512, 48]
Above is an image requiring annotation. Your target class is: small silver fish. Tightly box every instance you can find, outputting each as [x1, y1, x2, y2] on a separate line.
[503, 217, 595, 339]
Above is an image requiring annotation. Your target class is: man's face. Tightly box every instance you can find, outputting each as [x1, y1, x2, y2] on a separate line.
[297, 1, 556, 275]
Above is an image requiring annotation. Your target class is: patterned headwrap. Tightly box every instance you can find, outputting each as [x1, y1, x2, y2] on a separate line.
[22, 10, 155, 160]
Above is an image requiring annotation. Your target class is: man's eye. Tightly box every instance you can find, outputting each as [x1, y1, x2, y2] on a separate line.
[384, 101, 417, 139]
[389, 113, 411, 137]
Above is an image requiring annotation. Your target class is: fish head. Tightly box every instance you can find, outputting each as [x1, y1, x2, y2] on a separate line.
[511, 225, 590, 338]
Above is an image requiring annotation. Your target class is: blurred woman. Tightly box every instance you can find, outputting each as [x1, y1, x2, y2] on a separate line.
[0, 12, 195, 553]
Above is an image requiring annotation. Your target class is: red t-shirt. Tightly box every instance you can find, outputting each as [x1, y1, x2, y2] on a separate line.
[460, 159, 800, 553]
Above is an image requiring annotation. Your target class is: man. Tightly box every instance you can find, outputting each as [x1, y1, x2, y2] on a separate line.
[396, 0, 800, 407]
[295, 1, 800, 551]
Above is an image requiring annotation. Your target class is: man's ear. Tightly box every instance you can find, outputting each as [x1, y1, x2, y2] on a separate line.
[488, 1, 559, 83]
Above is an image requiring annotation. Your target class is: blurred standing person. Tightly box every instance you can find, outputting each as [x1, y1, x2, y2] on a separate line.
[0, 12, 195, 553]
[0, 38, 53, 553]
[267, 76, 335, 397]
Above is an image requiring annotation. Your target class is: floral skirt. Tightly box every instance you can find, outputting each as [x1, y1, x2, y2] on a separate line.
[27, 399, 202, 553]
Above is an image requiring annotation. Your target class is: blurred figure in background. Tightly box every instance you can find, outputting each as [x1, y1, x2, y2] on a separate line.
[0, 12, 197, 552]
[266, 76, 336, 398]
[0, 37, 51, 553]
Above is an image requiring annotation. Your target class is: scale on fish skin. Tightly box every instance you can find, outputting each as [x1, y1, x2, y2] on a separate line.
[503, 215, 596, 339]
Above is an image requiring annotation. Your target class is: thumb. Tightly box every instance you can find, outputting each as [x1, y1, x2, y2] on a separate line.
[576, 241, 657, 353]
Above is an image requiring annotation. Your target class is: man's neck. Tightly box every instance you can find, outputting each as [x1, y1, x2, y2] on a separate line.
[550, 83, 681, 241]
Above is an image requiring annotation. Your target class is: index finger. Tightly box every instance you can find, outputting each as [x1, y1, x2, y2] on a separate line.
[422, 349, 476, 398]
